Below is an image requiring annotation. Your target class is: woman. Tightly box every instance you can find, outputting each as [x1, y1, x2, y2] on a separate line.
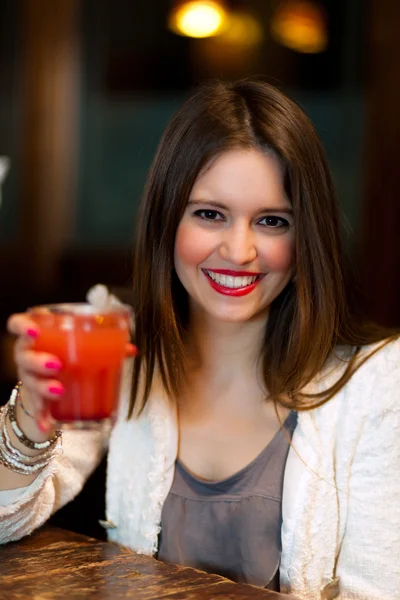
[1, 80, 399, 599]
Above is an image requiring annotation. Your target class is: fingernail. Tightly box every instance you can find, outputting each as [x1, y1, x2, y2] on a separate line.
[126, 343, 139, 357]
[37, 407, 52, 432]
[48, 385, 65, 396]
[45, 361, 62, 371]
[37, 419, 49, 433]
[26, 328, 39, 338]
[37, 409, 51, 432]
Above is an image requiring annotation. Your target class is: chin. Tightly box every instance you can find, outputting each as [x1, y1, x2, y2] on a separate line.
[204, 305, 269, 324]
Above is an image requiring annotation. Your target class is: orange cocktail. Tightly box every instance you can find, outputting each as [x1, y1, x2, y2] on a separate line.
[29, 304, 131, 427]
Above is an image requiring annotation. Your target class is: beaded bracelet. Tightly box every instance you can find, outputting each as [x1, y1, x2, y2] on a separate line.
[0, 407, 56, 464]
[0, 453, 36, 476]
[0, 436, 50, 475]
[0, 449, 51, 475]
[0, 406, 61, 475]
[7, 382, 61, 450]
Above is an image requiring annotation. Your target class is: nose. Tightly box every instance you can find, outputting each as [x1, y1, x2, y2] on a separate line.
[218, 221, 257, 265]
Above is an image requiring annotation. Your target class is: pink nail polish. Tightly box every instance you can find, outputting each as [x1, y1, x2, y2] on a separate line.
[37, 419, 48, 433]
[45, 361, 62, 371]
[48, 385, 64, 396]
[26, 328, 39, 338]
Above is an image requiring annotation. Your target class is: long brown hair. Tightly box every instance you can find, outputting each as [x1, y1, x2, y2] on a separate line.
[130, 79, 397, 418]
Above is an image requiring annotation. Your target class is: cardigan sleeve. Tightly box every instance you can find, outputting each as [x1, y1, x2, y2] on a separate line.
[0, 285, 132, 544]
[336, 338, 400, 599]
[0, 426, 109, 544]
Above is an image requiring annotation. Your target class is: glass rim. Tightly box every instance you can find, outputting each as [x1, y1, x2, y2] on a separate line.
[28, 302, 132, 317]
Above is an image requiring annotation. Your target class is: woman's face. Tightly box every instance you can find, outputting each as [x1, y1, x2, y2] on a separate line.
[174, 148, 295, 323]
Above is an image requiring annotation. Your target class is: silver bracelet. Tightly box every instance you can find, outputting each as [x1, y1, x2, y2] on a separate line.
[0, 407, 61, 475]
[0, 448, 49, 475]
[7, 382, 61, 450]
[0, 407, 57, 465]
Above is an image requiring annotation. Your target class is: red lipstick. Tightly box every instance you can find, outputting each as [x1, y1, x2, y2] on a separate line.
[202, 269, 264, 297]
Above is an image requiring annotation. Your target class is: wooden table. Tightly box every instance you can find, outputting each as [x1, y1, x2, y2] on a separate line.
[0, 527, 294, 599]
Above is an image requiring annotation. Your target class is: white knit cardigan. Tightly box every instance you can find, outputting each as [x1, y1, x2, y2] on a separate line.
[0, 338, 399, 600]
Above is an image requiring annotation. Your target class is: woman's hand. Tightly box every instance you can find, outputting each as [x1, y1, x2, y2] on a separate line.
[6, 313, 64, 433]
[7, 312, 139, 432]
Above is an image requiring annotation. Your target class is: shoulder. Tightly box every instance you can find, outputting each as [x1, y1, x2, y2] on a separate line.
[320, 336, 400, 421]
[347, 336, 400, 413]
[304, 336, 400, 427]
[358, 335, 400, 373]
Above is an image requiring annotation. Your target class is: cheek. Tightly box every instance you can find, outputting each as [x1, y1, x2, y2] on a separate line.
[260, 236, 295, 272]
[174, 221, 215, 268]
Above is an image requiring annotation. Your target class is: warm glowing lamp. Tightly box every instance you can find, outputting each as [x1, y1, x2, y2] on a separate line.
[168, 1, 227, 39]
[221, 12, 263, 47]
[271, 1, 328, 54]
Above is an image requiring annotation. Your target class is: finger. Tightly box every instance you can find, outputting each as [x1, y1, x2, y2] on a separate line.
[7, 314, 40, 339]
[16, 349, 63, 376]
[125, 343, 139, 357]
[17, 371, 65, 403]
[13, 335, 38, 363]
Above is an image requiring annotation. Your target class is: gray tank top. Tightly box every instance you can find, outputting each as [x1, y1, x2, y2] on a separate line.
[157, 411, 297, 590]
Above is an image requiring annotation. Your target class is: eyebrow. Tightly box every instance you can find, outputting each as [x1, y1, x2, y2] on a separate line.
[188, 199, 293, 215]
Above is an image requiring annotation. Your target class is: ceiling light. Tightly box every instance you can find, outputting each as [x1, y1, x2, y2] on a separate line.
[168, 1, 227, 39]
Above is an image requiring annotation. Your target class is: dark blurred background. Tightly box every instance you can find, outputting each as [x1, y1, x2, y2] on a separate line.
[0, 0, 399, 536]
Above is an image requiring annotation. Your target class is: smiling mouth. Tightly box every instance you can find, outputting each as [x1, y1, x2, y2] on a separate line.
[203, 269, 261, 289]
[201, 269, 265, 297]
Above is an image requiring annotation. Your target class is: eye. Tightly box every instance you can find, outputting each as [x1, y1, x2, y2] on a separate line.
[258, 215, 290, 229]
[193, 209, 224, 222]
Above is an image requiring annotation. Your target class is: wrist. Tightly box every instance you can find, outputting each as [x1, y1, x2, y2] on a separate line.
[12, 388, 57, 455]
[0, 383, 61, 477]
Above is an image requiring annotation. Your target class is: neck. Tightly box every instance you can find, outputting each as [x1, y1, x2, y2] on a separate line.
[185, 307, 268, 382]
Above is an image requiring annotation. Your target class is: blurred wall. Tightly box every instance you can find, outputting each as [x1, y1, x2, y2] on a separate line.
[76, 92, 364, 246]
[75, 0, 365, 246]
[0, 0, 398, 329]
[0, 1, 19, 241]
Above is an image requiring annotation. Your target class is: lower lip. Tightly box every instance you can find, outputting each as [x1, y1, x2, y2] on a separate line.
[203, 271, 262, 297]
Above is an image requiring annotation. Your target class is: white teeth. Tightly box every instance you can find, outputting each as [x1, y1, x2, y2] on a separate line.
[205, 270, 259, 288]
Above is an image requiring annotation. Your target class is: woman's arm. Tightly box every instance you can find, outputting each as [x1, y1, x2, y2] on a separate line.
[0, 286, 135, 543]
[0, 426, 108, 544]
[337, 339, 400, 599]
[0, 357, 133, 545]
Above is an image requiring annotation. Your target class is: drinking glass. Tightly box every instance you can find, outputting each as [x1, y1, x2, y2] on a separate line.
[28, 303, 132, 429]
